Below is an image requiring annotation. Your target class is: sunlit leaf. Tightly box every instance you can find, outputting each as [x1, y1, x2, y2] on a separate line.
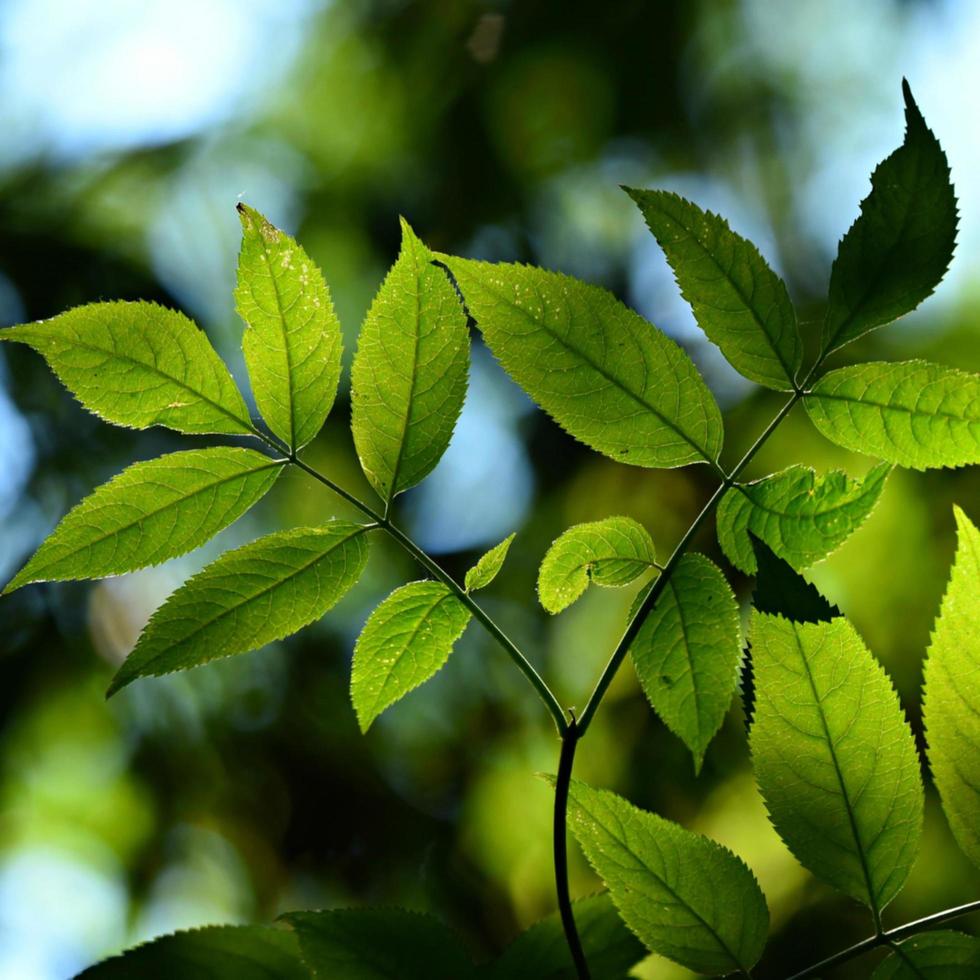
[438, 255, 723, 468]
[822, 81, 957, 355]
[351, 580, 471, 731]
[0, 301, 251, 435]
[717, 463, 890, 573]
[871, 931, 980, 979]
[4, 448, 284, 593]
[750, 613, 923, 913]
[538, 517, 657, 614]
[108, 521, 371, 695]
[626, 188, 802, 390]
[923, 505, 980, 870]
[236, 203, 343, 451]
[465, 532, 516, 592]
[560, 779, 769, 976]
[630, 554, 741, 771]
[804, 361, 980, 471]
[351, 218, 469, 502]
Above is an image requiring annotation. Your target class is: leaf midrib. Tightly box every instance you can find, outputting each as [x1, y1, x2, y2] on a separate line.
[808, 388, 976, 425]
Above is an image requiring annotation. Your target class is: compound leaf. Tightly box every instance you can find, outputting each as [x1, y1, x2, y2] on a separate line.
[626, 188, 801, 390]
[77, 924, 306, 979]
[823, 81, 957, 356]
[0, 301, 251, 435]
[351, 580, 471, 732]
[283, 908, 472, 980]
[482, 893, 644, 980]
[871, 931, 980, 979]
[630, 554, 741, 772]
[465, 532, 516, 593]
[236, 203, 342, 451]
[4, 448, 284, 593]
[538, 517, 657, 614]
[750, 614, 923, 913]
[923, 505, 980, 870]
[108, 521, 371, 696]
[351, 219, 469, 502]
[437, 255, 723, 468]
[717, 462, 890, 573]
[804, 361, 980, 471]
[560, 779, 769, 976]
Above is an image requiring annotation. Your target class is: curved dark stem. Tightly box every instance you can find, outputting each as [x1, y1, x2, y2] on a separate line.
[554, 716, 590, 979]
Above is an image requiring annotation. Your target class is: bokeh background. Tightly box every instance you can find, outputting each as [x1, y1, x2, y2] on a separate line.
[0, 1, 978, 977]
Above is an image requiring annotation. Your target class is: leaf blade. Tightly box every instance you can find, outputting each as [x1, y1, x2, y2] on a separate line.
[465, 532, 516, 592]
[236, 204, 343, 450]
[626, 188, 802, 390]
[5, 448, 284, 593]
[351, 219, 469, 501]
[804, 361, 980, 471]
[108, 521, 371, 695]
[0, 301, 251, 435]
[871, 931, 980, 979]
[437, 256, 723, 468]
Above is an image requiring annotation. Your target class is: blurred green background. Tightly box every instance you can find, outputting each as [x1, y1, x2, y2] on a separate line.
[0, 1, 978, 977]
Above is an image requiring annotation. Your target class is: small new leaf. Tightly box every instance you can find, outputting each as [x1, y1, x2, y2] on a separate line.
[0, 301, 251, 435]
[351, 219, 469, 502]
[283, 908, 472, 980]
[560, 779, 769, 976]
[630, 554, 741, 772]
[236, 203, 343, 451]
[538, 517, 657, 614]
[4, 448, 284, 593]
[871, 931, 980, 979]
[805, 361, 980, 471]
[437, 255, 724, 468]
[923, 506, 980, 870]
[76, 924, 306, 979]
[750, 614, 923, 913]
[108, 521, 371, 696]
[351, 581, 471, 731]
[823, 81, 957, 355]
[465, 532, 516, 592]
[717, 462, 890, 573]
[626, 188, 802, 390]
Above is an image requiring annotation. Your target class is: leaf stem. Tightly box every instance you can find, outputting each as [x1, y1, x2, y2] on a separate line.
[783, 899, 980, 980]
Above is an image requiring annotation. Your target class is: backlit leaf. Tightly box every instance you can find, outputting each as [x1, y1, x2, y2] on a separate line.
[236, 203, 343, 451]
[4, 448, 284, 593]
[923, 505, 980, 870]
[438, 256, 723, 468]
[626, 188, 802, 390]
[750, 613, 923, 913]
[871, 931, 980, 979]
[351, 580, 471, 732]
[108, 521, 371, 695]
[0, 301, 251, 435]
[351, 219, 469, 501]
[465, 532, 516, 592]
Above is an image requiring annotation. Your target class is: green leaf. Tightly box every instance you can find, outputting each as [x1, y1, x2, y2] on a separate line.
[871, 931, 980, 979]
[538, 517, 657, 614]
[923, 505, 980, 870]
[823, 81, 957, 356]
[805, 361, 980, 471]
[0, 301, 251, 435]
[749, 535, 839, 624]
[351, 219, 469, 502]
[625, 188, 802, 390]
[77, 924, 307, 979]
[4, 448, 284, 593]
[108, 521, 371, 695]
[437, 255, 723, 468]
[351, 580, 471, 731]
[283, 908, 473, 980]
[630, 553, 741, 772]
[717, 462, 890, 573]
[560, 780, 768, 976]
[749, 613, 923, 913]
[465, 532, 516, 592]
[236, 203, 343, 451]
[482, 894, 644, 980]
